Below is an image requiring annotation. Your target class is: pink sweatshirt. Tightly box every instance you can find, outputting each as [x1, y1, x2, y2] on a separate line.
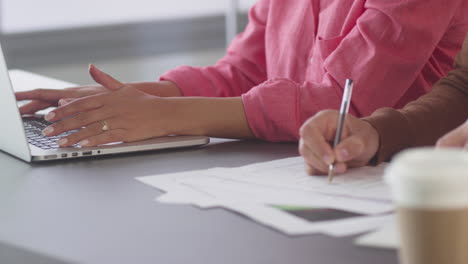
[161, 0, 468, 142]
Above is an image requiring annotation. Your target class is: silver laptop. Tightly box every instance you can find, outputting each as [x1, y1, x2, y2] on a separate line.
[0, 49, 209, 162]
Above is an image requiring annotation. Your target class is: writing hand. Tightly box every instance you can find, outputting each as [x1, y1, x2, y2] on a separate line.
[299, 110, 380, 175]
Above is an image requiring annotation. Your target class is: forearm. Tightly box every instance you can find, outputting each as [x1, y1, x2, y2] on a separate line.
[364, 80, 468, 163]
[363, 35, 468, 163]
[167, 97, 255, 139]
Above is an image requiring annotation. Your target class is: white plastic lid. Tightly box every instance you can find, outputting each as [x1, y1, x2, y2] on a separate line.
[385, 148, 468, 209]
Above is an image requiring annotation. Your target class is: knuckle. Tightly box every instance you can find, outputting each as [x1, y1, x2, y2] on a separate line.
[436, 137, 446, 146]
[317, 109, 336, 118]
[65, 132, 80, 143]
[299, 122, 314, 138]
[299, 123, 309, 137]
[74, 113, 90, 124]
[53, 121, 66, 132]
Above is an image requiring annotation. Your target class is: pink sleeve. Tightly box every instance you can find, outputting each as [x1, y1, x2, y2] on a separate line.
[242, 0, 463, 142]
[160, 0, 270, 97]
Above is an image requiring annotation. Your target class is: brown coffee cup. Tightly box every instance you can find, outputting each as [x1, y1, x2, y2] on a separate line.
[385, 148, 468, 264]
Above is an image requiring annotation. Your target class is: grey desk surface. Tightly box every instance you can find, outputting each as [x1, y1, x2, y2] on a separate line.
[0, 138, 398, 264]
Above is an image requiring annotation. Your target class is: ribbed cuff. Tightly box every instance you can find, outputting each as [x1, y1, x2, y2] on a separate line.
[241, 78, 301, 142]
[362, 108, 413, 164]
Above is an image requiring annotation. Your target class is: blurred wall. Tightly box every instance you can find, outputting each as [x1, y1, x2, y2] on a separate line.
[2, 0, 256, 33]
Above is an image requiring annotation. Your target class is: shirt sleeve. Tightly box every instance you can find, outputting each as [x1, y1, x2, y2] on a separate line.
[160, 0, 270, 97]
[363, 36, 468, 163]
[242, 0, 464, 142]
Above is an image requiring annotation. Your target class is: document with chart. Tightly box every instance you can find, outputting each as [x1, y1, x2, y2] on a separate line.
[137, 156, 394, 236]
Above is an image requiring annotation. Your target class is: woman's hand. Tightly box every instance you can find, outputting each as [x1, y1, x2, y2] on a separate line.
[42, 65, 180, 147]
[437, 119, 468, 149]
[299, 110, 380, 175]
[15, 84, 109, 115]
[15, 73, 182, 115]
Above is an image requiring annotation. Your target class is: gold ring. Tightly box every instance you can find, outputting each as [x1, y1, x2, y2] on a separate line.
[99, 120, 110, 131]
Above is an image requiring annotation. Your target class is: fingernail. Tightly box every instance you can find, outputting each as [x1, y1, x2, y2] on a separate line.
[57, 138, 68, 146]
[42, 126, 54, 136]
[79, 139, 90, 147]
[58, 99, 67, 106]
[339, 149, 350, 160]
[45, 112, 56, 121]
[323, 155, 334, 165]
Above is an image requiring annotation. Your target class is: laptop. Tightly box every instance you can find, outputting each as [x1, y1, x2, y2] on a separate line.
[0, 50, 209, 162]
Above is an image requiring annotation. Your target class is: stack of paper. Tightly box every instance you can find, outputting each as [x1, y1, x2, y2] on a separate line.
[137, 156, 395, 236]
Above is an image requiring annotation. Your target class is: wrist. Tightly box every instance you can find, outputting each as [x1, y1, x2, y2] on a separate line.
[363, 120, 381, 165]
[162, 97, 255, 139]
[131, 81, 182, 97]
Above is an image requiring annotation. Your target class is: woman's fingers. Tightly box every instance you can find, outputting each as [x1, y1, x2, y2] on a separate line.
[58, 98, 77, 106]
[15, 88, 70, 102]
[89, 64, 125, 91]
[56, 121, 106, 147]
[42, 108, 113, 137]
[18, 100, 52, 115]
[44, 94, 107, 122]
[56, 117, 128, 147]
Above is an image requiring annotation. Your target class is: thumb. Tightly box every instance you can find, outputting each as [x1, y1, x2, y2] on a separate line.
[88, 64, 125, 91]
[334, 135, 366, 163]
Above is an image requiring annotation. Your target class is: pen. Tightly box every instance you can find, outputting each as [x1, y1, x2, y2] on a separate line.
[328, 79, 354, 183]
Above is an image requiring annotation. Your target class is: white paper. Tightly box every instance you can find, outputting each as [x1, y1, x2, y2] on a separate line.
[137, 168, 224, 208]
[355, 221, 400, 249]
[215, 157, 390, 202]
[180, 174, 393, 214]
[137, 157, 395, 236]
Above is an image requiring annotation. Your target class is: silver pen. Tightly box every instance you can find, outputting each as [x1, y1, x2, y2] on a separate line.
[328, 79, 354, 183]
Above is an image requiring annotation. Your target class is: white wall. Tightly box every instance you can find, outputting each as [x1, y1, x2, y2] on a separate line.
[2, 0, 257, 33]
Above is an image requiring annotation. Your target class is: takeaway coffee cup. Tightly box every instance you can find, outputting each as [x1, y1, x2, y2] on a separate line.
[385, 148, 468, 264]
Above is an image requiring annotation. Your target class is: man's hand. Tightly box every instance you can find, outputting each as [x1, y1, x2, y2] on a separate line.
[299, 110, 380, 175]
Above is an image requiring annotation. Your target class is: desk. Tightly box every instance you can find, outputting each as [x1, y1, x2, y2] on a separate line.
[0, 138, 397, 264]
[0, 72, 398, 263]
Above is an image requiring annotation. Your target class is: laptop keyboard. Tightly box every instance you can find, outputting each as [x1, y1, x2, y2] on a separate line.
[23, 118, 76, 150]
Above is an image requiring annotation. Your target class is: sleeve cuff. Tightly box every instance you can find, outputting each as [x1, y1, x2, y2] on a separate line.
[241, 78, 302, 142]
[160, 66, 207, 97]
[362, 108, 413, 164]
